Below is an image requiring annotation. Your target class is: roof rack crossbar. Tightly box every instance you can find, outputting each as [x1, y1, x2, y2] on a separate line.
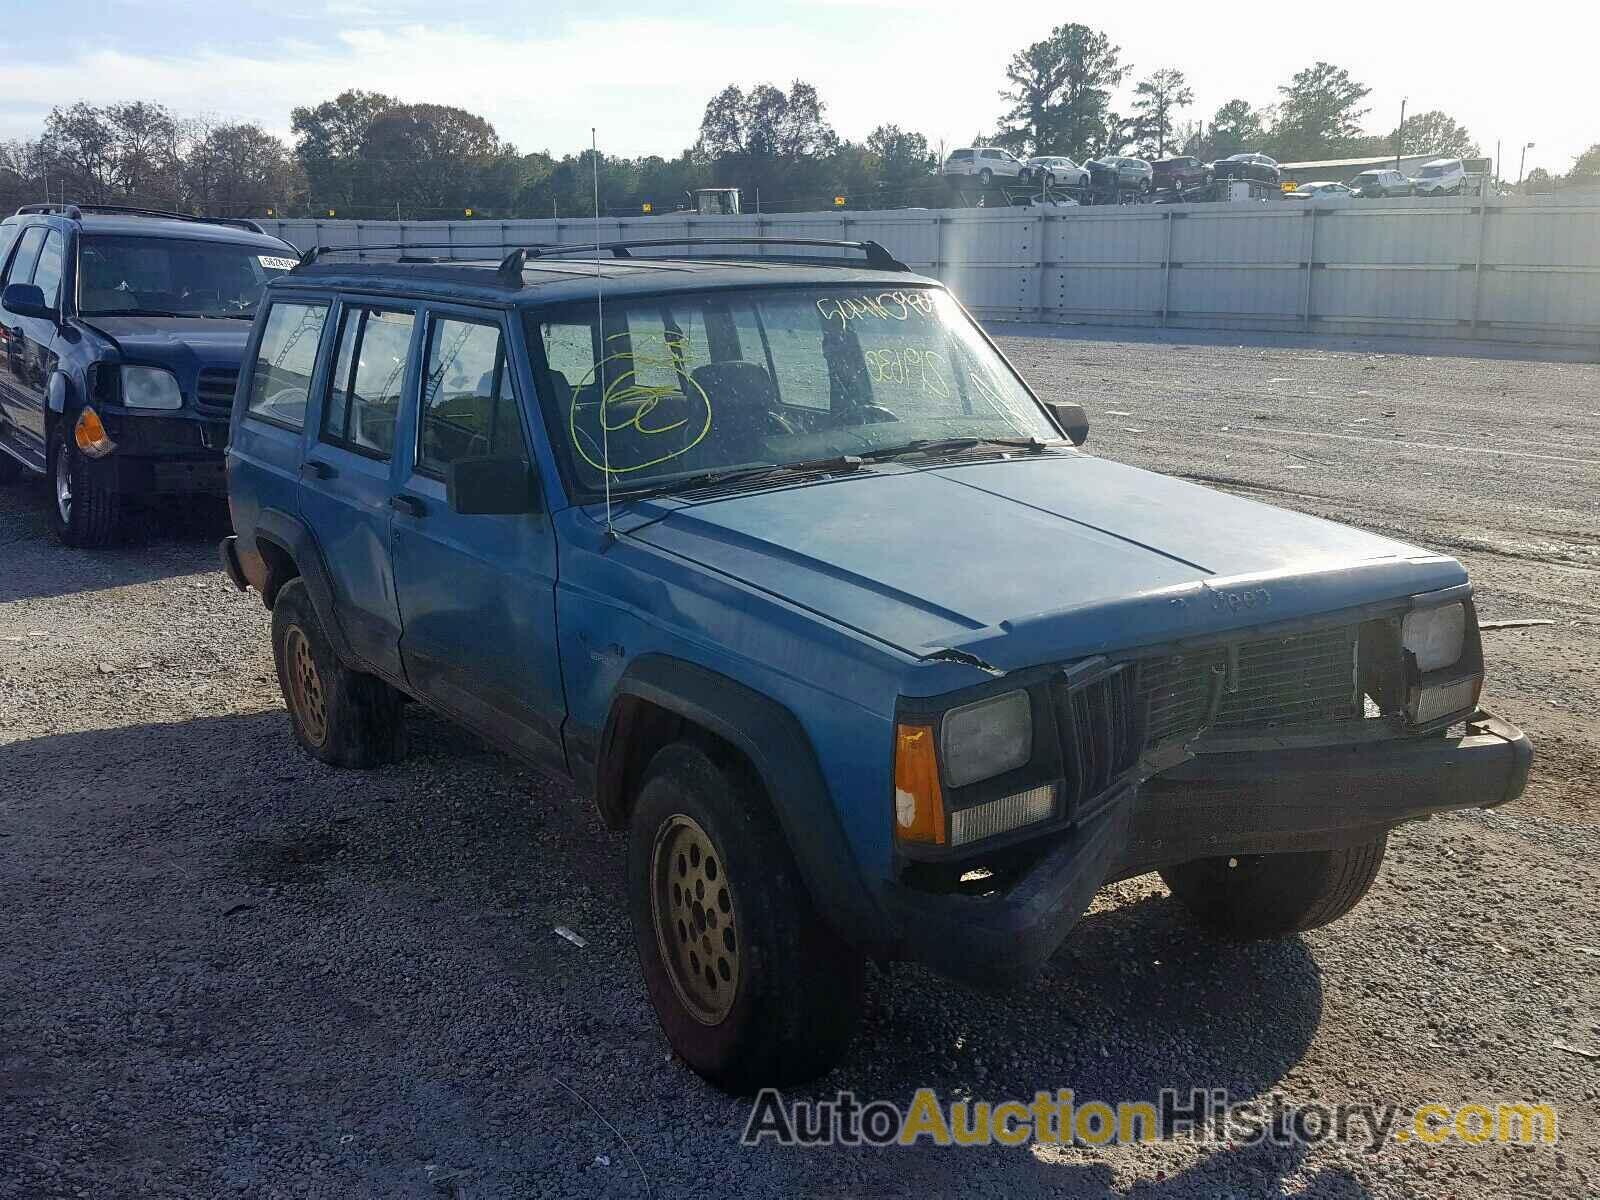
[14, 203, 267, 234]
[295, 243, 550, 281]
[496, 237, 909, 275]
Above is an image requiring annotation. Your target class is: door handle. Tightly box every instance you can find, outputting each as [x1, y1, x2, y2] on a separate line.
[299, 460, 335, 480]
[389, 494, 426, 517]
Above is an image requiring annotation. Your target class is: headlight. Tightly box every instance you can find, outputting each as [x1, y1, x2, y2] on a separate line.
[121, 366, 183, 410]
[939, 689, 1032, 788]
[1402, 603, 1466, 672]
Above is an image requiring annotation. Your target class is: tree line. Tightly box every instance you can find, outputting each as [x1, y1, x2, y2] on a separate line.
[1, 31, 1595, 220]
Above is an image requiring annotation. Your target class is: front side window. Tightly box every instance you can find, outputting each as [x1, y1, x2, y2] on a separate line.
[529, 285, 1057, 498]
[77, 235, 293, 318]
[4, 227, 46, 288]
[245, 301, 329, 429]
[418, 316, 524, 475]
[323, 307, 415, 459]
[31, 231, 64, 307]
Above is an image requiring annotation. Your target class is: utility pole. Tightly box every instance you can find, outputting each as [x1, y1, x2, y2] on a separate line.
[1394, 97, 1407, 171]
[1495, 139, 1501, 187]
[1517, 141, 1535, 186]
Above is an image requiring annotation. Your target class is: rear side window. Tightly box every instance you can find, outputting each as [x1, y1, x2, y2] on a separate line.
[322, 306, 415, 459]
[246, 301, 329, 430]
[417, 316, 525, 476]
[950, 150, 973, 161]
[31, 231, 64, 307]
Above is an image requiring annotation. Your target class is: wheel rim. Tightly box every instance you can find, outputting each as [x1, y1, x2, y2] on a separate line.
[283, 625, 328, 746]
[55, 444, 72, 525]
[650, 814, 740, 1025]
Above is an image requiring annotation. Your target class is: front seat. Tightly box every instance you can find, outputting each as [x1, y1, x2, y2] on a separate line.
[688, 361, 777, 466]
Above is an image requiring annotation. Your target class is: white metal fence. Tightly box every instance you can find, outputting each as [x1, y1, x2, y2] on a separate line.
[258, 197, 1600, 350]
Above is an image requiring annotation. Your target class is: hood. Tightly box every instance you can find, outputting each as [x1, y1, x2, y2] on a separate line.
[626, 453, 1465, 673]
[81, 316, 252, 372]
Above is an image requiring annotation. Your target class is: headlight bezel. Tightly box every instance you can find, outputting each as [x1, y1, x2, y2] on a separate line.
[120, 365, 185, 411]
[894, 680, 1070, 860]
[1399, 594, 1484, 730]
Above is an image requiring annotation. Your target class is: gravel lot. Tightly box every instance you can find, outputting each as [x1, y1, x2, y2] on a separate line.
[2, 327, 1597, 1199]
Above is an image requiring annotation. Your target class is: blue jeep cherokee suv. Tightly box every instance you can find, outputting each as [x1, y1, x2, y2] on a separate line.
[220, 237, 1531, 1092]
[0, 204, 299, 545]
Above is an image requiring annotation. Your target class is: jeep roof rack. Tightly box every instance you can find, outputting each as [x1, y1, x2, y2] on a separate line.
[13, 203, 267, 235]
[292, 242, 527, 270]
[496, 237, 910, 283]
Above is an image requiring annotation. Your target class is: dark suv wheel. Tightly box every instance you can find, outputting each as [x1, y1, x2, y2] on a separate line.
[627, 741, 863, 1093]
[270, 578, 406, 767]
[1160, 835, 1388, 938]
[977, 167, 993, 186]
[48, 429, 121, 547]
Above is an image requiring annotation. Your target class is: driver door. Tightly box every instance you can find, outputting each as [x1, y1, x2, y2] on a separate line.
[389, 304, 565, 767]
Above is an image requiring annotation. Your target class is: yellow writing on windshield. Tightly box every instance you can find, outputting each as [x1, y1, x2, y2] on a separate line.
[568, 330, 713, 476]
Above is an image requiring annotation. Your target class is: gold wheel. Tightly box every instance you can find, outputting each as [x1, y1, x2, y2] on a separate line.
[283, 625, 328, 747]
[651, 814, 739, 1025]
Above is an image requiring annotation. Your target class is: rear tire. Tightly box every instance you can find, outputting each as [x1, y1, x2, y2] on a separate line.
[48, 429, 121, 547]
[628, 741, 864, 1093]
[1159, 835, 1387, 939]
[271, 578, 406, 768]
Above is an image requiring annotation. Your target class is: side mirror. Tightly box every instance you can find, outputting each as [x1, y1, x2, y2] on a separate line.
[1045, 400, 1090, 446]
[2, 283, 55, 322]
[447, 457, 540, 515]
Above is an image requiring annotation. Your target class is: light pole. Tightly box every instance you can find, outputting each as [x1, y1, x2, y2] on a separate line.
[1395, 97, 1407, 171]
[1517, 141, 1535, 186]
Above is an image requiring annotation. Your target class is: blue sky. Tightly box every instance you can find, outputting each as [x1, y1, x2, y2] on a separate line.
[1, 1, 1591, 177]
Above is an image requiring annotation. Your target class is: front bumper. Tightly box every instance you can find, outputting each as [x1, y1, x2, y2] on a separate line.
[81, 411, 227, 497]
[883, 710, 1530, 989]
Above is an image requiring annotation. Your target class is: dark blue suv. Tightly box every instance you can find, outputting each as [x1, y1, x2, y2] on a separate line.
[220, 237, 1531, 1092]
[0, 204, 300, 544]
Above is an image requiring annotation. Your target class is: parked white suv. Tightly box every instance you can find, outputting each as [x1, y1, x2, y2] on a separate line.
[943, 147, 1031, 186]
[1025, 156, 1090, 189]
[1412, 158, 1467, 196]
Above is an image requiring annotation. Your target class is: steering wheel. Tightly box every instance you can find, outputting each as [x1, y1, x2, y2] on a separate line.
[840, 404, 899, 426]
[765, 409, 796, 436]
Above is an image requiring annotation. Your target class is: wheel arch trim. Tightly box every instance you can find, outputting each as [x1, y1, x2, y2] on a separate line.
[598, 654, 892, 947]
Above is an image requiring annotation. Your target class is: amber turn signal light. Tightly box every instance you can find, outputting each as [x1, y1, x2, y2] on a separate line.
[894, 723, 945, 845]
[74, 406, 115, 459]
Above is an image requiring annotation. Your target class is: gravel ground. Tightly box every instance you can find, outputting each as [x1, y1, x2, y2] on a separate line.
[2, 327, 1597, 1199]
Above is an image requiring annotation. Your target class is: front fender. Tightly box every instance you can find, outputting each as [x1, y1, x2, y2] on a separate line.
[598, 654, 894, 950]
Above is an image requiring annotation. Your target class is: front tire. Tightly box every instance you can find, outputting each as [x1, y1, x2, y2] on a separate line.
[1159, 835, 1387, 939]
[48, 429, 121, 547]
[270, 578, 405, 767]
[628, 742, 864, 1093]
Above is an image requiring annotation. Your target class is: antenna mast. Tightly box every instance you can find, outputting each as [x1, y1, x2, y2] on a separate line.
[593, 127, 614, 540]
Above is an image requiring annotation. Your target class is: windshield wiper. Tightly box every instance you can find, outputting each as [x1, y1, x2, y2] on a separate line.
[617, 455, 867, 503]
[856, 436, 1051, 461]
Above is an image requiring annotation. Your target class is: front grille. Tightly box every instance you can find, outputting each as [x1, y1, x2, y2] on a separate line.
[1214, 625, 1359, 731]
[1130, 624, 1361, 750]
[1139, 653, 1221, 747]
[1054, 663, 1140, 809]
[194, 368, 240, 414]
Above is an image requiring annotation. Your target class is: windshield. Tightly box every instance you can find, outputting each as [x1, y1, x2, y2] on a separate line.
[78, 235, 295, 318]
[529, 284, 1059, 498]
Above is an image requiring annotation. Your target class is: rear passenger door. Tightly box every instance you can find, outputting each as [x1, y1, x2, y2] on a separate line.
[389, 305, 565, 765]
[298, 299, 416, 679]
